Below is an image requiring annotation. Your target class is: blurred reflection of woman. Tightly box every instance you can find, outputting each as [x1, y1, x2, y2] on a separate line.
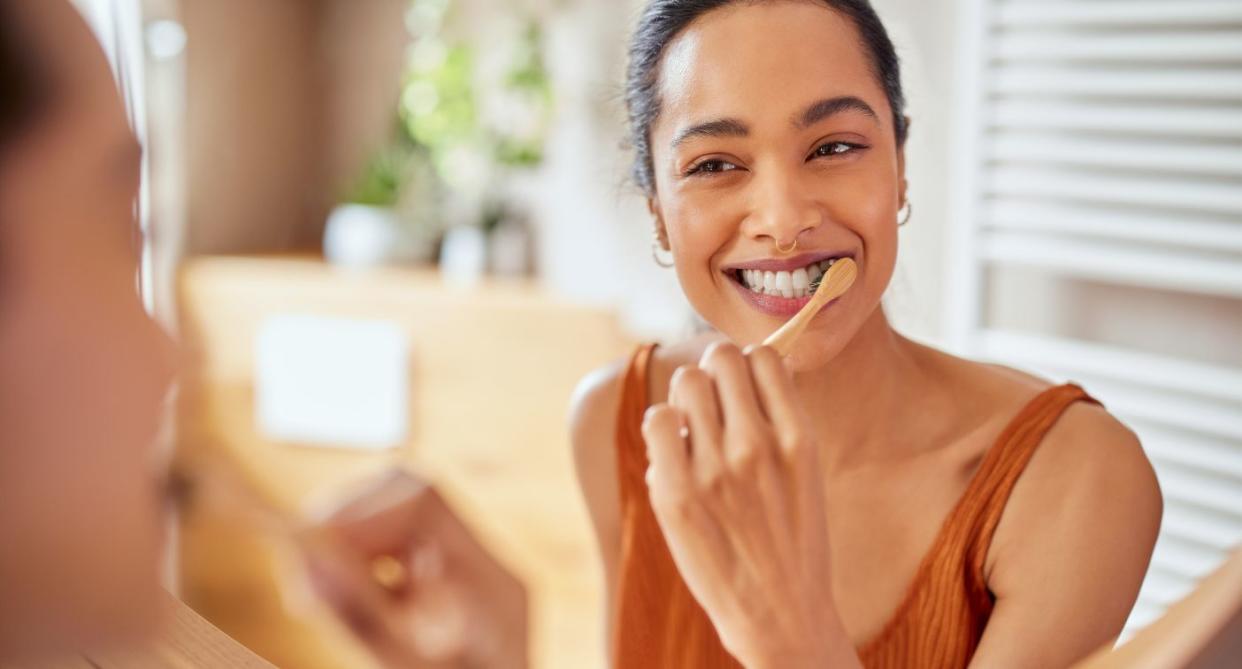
[0, 2, 524, 667]
[571, 1, 1163, 667]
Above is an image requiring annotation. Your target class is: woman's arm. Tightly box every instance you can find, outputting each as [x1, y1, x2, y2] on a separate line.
[970, 403, 1163, 668]
[570, 362, 626, 664]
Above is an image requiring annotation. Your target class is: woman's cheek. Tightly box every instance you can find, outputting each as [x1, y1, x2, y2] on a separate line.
[667, 196, 730, 291]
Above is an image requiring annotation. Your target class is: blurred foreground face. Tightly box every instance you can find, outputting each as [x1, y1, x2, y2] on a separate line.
[0, 0, 176, 658]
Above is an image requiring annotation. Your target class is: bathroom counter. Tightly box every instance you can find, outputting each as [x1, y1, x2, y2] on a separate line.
[175, 256, 633, 669]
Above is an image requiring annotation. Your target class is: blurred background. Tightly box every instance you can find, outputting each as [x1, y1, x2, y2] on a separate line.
[71, 0, 1241, 667]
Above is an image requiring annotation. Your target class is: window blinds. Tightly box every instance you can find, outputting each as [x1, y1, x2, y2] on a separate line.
[948, 0, 1242, 636]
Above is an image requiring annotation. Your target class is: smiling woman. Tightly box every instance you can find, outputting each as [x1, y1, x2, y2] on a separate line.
[571, 1, 1163, 668]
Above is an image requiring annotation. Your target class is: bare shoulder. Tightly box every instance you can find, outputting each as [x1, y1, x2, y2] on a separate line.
[977, 379, 1162, 663]
[998, 392, 1162, 564]
[644, 333, 725, 405]
[569, 357, 628, 516]
[569, 335, 719, 491]
[570, 358, 628, 457]
[936, 348, 1163, 567]
[922, 348, 1164, 663]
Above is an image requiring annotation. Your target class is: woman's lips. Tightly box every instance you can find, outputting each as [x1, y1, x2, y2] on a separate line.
[727, 274, 845, 318]
[723, 251, 856, 318]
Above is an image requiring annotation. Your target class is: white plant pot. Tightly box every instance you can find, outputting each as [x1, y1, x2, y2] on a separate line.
[323, 204, 401, 268]
[440, 226, 489, 286]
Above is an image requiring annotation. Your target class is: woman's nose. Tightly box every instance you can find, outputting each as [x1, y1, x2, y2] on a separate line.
[741, 168, 821, 248]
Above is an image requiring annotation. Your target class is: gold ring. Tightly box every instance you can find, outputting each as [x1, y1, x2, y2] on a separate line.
[774, 238, 799, 255]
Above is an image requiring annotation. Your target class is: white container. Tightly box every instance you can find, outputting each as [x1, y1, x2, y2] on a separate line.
[323, 204, 401, 268]
[439, 225, 489, 286]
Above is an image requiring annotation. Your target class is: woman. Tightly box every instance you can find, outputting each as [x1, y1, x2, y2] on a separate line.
[571, 1, 1163, 667]
[0, 0, 177, 656]
[0, 2, 524, 666]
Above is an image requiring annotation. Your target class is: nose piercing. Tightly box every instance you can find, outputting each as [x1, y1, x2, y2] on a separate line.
[774, 238, 799, 255]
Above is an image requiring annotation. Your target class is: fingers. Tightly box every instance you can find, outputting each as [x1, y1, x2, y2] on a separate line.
[316, 470, 492, 575]
[315, 469, 443, 557]
[642, 403, 734, 613]
[303, 537, 438, 668]
[668, 365, 726, 485]
[700, 342, 773, 473]
[699, 342, 765, 429]
[743, 344, 807, 458]
[642, 403, 693, 504]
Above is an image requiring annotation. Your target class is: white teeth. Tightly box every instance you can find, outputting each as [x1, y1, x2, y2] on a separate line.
[775, 271, 793, 298]
[791, 268, 808, 293]
[737, 257, 845, 298]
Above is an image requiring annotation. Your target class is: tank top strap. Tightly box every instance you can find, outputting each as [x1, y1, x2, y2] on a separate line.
[954, 383, 1103, 586]
[615, 343, 660, 499]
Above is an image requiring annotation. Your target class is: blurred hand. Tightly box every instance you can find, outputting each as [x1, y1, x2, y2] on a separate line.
[303, 470, 528, 669]
[642, 343, 857, 669]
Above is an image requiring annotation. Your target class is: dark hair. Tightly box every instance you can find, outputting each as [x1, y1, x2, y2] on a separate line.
[0, 0, 48, 155]
[625, 0, 908, 196]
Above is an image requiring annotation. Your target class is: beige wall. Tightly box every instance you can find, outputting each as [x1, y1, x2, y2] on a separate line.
[183, 0, 408, 255]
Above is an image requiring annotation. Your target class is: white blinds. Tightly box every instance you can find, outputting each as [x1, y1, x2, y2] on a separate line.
[948, 0, 1242, 636]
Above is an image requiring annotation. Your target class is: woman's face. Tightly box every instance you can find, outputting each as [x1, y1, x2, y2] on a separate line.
[648, 1, 905, 371]
[0, 0, 176, 656]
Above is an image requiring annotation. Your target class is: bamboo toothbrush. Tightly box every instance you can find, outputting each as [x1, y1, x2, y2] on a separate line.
[762, 257, 857, 356]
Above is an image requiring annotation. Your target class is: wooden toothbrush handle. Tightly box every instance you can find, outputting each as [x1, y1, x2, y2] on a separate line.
[764, 304, 819, 356]
[762, 259, 857, 356]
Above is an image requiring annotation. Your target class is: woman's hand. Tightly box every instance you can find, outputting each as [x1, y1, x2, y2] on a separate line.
[641, 343, 859, 669]
[303, 470, 528, 669]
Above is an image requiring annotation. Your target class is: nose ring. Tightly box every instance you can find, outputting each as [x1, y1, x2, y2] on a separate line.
[774, 238, 799, 255]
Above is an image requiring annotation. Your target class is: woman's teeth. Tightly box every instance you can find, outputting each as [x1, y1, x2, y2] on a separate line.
[738, 259, 838, 299]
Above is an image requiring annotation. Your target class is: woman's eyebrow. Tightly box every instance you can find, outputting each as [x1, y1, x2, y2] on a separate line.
[670, 118, 749, 149]
[795, 96, 879, 129]
[670, 96, 880, 149]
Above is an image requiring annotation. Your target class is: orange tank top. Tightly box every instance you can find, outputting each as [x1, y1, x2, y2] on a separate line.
[611, 343, 1102, 668]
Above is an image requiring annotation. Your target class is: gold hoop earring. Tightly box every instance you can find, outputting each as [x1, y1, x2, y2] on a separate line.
[651, 228, 674, 268]
[898, 201, 913, 227]
[774, 238, 799, 255]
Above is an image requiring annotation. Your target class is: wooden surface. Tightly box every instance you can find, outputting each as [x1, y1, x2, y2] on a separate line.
[5, 594, 274, 669]
[175, 257, 633, 669]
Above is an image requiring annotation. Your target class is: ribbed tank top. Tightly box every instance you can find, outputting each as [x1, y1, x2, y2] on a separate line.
[611, 343, 1101, 668]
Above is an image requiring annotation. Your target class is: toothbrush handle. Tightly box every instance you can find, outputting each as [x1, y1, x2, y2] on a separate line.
[762, 259, 857, 356]
[763, 298, 822, 356]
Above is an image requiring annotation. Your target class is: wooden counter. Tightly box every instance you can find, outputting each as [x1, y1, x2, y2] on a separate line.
[175, 257, 633, 669]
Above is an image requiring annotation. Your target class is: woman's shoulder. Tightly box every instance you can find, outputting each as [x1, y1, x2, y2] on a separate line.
[569, 334, 723, 433]
[933, 347, 1150, 467]
[931, 349, 1164, 597]
[921, 344, 1159, 519]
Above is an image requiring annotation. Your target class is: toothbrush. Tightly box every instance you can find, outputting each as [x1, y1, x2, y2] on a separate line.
[762, 257, 857, 357]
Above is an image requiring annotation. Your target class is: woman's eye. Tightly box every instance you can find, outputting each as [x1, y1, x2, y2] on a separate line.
[686, 159, 738, 176]
[811, 142, 865, 159]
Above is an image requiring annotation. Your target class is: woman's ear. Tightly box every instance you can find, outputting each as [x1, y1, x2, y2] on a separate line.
[897, 115, 912, 206]
[648, 197, 671, 251]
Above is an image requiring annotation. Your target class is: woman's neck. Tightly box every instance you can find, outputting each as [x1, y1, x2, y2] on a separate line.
[790, 305, 943, 468]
